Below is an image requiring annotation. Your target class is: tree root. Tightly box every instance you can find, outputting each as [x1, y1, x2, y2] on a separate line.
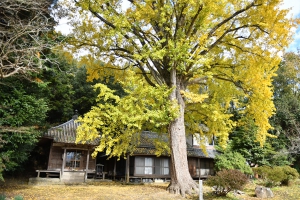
[167, 180, 199, 197]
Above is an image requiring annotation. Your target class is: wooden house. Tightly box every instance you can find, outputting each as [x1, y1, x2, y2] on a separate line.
[31, 118, 216, 184]
[33, 116, 98, 183]
[98, 131, 217, 183]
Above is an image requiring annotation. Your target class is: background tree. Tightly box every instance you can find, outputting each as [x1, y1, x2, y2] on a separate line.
[0, 0, 57, 180]
[268, 52, 300, 171]
[71, 66, 126, 117]
[229, 119, 291, 167]
[57, 0, 296, 195]
[0, 134, 6, 181]
[214, 150, 253, 175]
[0, 82, 48, 179]
[0, 0, 55, 79]
[272, 52, 300, 156]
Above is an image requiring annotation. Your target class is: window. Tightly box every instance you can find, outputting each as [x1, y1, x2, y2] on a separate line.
[188, 158, 214, 177]
[65, 150, 82, 169]
[135, 157, 169, 175]
[154, 158, 169, 175]
[136, 157, 153, 174]
[199, 159, 214, 176]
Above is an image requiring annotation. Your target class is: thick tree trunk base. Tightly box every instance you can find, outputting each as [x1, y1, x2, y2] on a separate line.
[166, 69, 199, 197]
[167, 179, 199, 197]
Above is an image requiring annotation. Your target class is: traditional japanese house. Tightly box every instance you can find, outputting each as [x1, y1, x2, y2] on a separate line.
[30, 118, 216, 184]
[98, 131, 217, 183]
[33, 116, 98, 183]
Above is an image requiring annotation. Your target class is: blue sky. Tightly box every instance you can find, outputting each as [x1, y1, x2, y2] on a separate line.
[282, 0, 300, 52]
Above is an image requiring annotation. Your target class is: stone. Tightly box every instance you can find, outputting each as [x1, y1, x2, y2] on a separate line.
[235, 190, 245, 195]
[255, 186, 274, 198]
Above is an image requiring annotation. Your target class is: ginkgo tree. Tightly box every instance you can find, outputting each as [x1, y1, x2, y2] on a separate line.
[56, 0, 297, 196]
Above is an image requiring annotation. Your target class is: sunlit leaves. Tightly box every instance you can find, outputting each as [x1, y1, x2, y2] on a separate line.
[76, 72, 178, 158]
[57, 0, 298, 149]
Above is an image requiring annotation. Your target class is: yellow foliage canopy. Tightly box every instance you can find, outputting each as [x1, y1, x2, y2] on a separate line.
[57, 0, 298, 149]
[76, 73, 178, 158]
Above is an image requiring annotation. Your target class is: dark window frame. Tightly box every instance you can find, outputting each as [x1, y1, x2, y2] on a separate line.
[65, 150, 82, 169]
[134, 156, 170, 176]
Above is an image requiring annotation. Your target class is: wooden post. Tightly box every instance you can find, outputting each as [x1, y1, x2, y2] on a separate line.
[85, 149, 90, 182]
[125, 153, 130, 183]
[47, 141, 54, 170]
[113, 157, 116, 181]
[61, 148, 66, 177]
[199, 179, 203, 200]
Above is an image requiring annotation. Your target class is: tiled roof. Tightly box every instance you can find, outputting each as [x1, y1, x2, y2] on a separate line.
[44, 122, 217, 158]
[133, 131, 218, 159]
[44, 118, 98, 145]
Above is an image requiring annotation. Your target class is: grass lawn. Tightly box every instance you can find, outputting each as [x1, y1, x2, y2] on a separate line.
[1, 178, 300, 200]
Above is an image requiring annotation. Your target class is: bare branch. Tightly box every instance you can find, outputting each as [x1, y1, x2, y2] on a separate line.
[0, 0, 55, 79]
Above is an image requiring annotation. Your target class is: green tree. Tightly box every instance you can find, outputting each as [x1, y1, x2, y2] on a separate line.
[0, 0, 56, 179]
[229, 120, 291, 167]
[0, 88, 48, 132]
[0, 84, 49, 179]
[38, 52, 78, 123]
[214, 150, 253, 175]
[272, 52, 300, 156]
[71, 66, 126, 116]
[0, 135, 6, 181]
[57, 0, 296, 195]
[267, 52, 300, 171]
[0, 132, 40, 172]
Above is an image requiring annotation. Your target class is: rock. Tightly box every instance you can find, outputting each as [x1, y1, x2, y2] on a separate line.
[235, 190, 245, 195]
[255, 186, 274, 198]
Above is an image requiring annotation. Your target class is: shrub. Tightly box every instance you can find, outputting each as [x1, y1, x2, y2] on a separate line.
[266, 166, 286, 187]
[0, 194, 6, 200]
[214, 151, 253, 175]
[252, 165, 271, 180]
[253, 165, 299, 187]
[14, 195, 24, 200]
[281, 165, 299, 186]
[206, 169, 248, 196]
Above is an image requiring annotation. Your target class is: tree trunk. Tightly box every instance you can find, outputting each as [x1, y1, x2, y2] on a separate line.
[167, 69, 198, 196]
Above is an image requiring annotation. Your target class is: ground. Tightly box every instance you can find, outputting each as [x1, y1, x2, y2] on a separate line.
[1, 178, 300, 200]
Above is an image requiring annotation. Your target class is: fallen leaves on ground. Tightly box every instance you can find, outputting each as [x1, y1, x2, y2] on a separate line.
[0, 179, 186, 200]
[1, 178, 300, 200]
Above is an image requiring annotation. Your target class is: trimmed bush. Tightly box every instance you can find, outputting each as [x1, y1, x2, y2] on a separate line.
[206, 169, 248, 196]
[253, 165, 299, 187]
[252, 165, 271, 179]
[281, 165, 299, 186]
[14, 195, 24, 200]
[266, 166, 286, 187]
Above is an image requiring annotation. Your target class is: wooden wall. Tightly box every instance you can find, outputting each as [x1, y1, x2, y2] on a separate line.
[47, 146, 63, 170]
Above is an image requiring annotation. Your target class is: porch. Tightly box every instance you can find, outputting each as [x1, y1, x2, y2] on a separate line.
[28, 177, 112, 185]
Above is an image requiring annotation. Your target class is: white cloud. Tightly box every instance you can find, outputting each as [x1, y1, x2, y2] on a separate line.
[282, 0, 300, 18]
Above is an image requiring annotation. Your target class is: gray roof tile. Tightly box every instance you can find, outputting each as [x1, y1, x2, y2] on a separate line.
[134, 131, 218, 158]
[44, 119, 98, 145]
